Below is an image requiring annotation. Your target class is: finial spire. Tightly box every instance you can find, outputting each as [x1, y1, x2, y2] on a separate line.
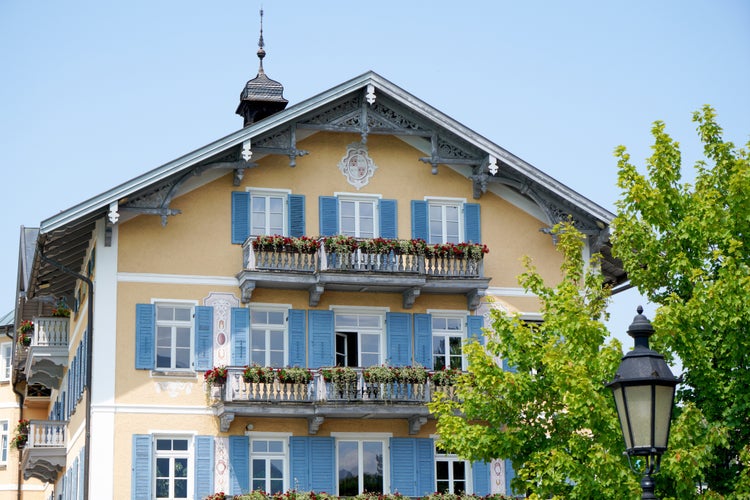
[257, 8, 266, 74]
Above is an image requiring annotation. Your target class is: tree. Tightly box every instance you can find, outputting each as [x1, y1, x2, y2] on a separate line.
[429, 222, 640, 499]
[613, 106, 750, 497]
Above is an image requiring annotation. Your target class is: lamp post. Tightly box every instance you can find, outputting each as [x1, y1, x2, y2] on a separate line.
[607, 306, 680, 500]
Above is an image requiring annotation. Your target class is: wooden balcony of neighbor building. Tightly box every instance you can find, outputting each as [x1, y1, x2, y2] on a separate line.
[237, 237, 491, 310]
[21, 420, 67, 484]
[212, 367, 459, 435]
[24, 317, 70, 390]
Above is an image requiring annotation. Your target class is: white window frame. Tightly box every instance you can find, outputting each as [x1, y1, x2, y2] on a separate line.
[0, 342, 12, 381]
[335, 193, 381, 239]
[248, 432, 291, 494]
[247, 188, 291, 237]
[425, 197, 465, 244]
[249, 304, 291, 368]
[153, 435, 192, 499]
[332, 432, 391, 495]
[429, 310, 468, 371]
[331, 307, 387, 367]
[0, 420, 8, 465]
[153, 301, 196, 372]
[434, 445, 473, 494]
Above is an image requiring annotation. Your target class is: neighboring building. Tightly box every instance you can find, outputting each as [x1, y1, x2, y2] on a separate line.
[9, 33, 622, 500]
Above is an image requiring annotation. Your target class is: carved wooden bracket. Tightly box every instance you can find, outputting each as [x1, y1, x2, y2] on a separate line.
[403, 287, 421, 309]
[220, 413, 235, 432]
[309, 284, 324, 307]
[409, 415, 428, 435]
[308, 416, 325, 435]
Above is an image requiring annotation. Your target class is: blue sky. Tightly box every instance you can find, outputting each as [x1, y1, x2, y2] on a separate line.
[1, 1, 748, 351]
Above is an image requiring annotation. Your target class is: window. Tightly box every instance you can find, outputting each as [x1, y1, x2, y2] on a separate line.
[0, 420, 7, 464]
[428, 200, 462, 244]
[340, 197, 377, 238]
[250, 438, 287, 493]
[155, 437, 190, 499]
[251, 190, 287, 236]
[155, 304, 193, 370]
[435, 446, 469, 494]
[250, 309, 286, 367]
[432, 315, 466, 371]
[334, 312, 383, 367]
[337, 439, 385, 495]
[0, 342, 11, 381]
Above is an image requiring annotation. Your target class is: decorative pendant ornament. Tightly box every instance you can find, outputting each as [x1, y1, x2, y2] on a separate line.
[338, 143, 377, 189]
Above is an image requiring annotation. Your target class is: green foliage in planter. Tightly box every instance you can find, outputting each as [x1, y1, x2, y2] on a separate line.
[430, 368, 463, 386]
[277, 367, 313, 384]
[242, 365, 277, 383]
[363, 365, 396, 384]
[394, 364, 429, 384]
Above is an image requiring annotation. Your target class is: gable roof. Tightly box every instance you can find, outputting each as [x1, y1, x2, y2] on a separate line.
[26, 71, 623, 302]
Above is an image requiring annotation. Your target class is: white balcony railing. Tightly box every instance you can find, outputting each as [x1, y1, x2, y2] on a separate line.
[32, 317, 69, 347]
[27, 420, 66, 448]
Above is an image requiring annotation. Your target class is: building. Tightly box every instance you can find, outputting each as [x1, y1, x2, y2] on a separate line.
[9, 29, 622, 500]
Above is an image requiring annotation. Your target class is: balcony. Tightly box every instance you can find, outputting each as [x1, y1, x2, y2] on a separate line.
[237, 238, 491, 310]
[21, 420, 67, 483]
[25, 317, 69, 389]
[213, 367, 456, 435]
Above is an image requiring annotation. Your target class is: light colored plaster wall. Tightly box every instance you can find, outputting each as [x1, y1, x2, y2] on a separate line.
[117, 131, 562, 287]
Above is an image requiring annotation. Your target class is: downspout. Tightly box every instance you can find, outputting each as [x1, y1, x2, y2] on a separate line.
[38, 250, 93, 500]
[5, 327, 24, 500]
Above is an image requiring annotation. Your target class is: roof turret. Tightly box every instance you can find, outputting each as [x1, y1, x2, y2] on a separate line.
[235, 9, 288, 126]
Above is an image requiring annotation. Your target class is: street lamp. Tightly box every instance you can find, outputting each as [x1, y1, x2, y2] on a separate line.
[607, 306, 680, 499]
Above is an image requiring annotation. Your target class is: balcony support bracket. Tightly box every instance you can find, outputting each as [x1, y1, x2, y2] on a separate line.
[403, 287, 421, 309]
[220, 413, 235, 433]
[240, 282, 256, 304]
[308, 416, 325, 435]
[309, 284, 325, 307]
[408, 415, 428, 435]
[467, 289, 485, 311]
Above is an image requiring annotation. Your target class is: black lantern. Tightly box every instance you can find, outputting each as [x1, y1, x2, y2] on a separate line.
[607, 306, 680, 499]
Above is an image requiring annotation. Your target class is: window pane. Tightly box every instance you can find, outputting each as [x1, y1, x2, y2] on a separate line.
[174, 308, 191, 322]
[436, 461, 449, 480]
[253, 459, 266, 478]
[268, 441, 283, 453]
[363, 442, 383, 493]
[449, 337, 462, 355]
[338, 441, 359, 497]
[156, 328, 171, 347]
[253, 480, 265, 492]
[361, 353, 379, 367]
[173, 439, 188, 451]
[358, 315, 380, 328]
[174, 458, 188, 477]
[252, 351, 266, 366]
[253, 441, 268, 453]
[360, 334, 379, 353]
[270, 331, 284, 350]
[432, 317, 447, 330]
[252, 197, 267, 211]
[251, 331, 266, 349]
[156, 348, 171, 369]
[453, 461, 466, 480]
[156, 479, 170, 498]
[175, 347, 190, 369]
[336, 315, 357, 328]
[271, 480, 284, 494]
[446, 318, 462, 331]
[268, 311, 284, 325]
[433, 337, 445, 356]
[156, 457, 170, 474]
[157, 307, 173, 321]
[269, 213, 283, 233]
[252, 311, 268, 324]
[176, 328, 191, 347]
[270, 459, 283, 478]
[175, 478, 187, 498]
[269, 197, 283, 213]
[269, 351, 284, 367]
[341, 201, 355, 217]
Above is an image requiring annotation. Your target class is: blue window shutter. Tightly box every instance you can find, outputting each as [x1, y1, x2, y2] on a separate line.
[231, 307, 250, 367]
[288, 194, 306, 237]
[416, 438, 435, 496]
[390, 438, 417, 496]
[464, 203, 481, 243]
[232, 191, 251, 244]
[290, 437, 311, 491]
[78, 447, 85, 500]
[379, 199, 397, 239]
[387, 312, 412, 367]
[319, 196, 339, 236]
[194, 436, 214, 500]
[288, 309, 306, 367]
[413, 313, 433, 369]
[308, 310, 334, 368]
[131, 435, 152, 500]
[135, 304, 155, 369]
[310, 437, 335, 492]
[194, 306, 213, 371]
[505, 458, 516, 496]
[229, 435, 250, 495]
[411, 200, 428, 240]
[472, 460, 491, 496]
[467, 315, 485, 345]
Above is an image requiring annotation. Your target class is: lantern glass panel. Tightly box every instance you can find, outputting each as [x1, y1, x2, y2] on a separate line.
[612, 386, 632, 449]
[654, 384, 675, 449]
[625, 384, 653, 450]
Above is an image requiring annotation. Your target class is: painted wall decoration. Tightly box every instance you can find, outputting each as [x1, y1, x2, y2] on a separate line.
[338, 142, 377, 189]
